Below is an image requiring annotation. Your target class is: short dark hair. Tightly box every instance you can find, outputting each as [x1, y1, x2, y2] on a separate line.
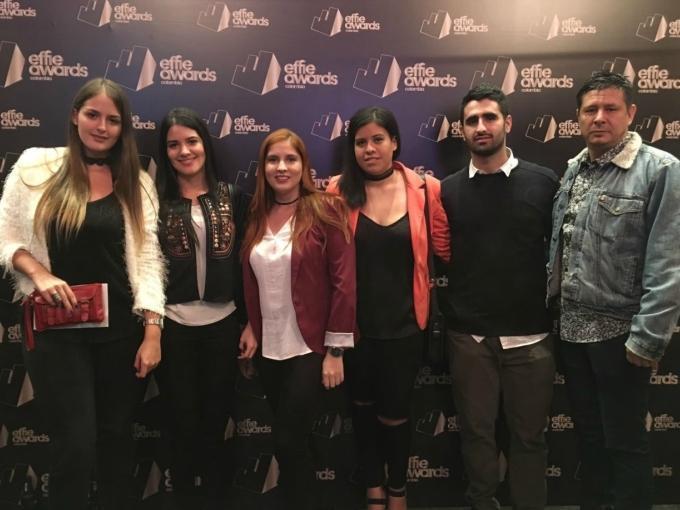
[460, 84, 509, 122]
[339, 106, 401, 209]
[576, 71, 633, 109]
[156, 107, 219, 202]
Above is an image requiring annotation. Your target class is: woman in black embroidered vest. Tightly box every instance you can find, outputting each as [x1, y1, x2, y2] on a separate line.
[0, 78, 165, 510]
[155, 107, 250, 509]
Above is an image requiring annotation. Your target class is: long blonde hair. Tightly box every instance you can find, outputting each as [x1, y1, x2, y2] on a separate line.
[33, 78, 145, 247]
[241, 129, 350, 257]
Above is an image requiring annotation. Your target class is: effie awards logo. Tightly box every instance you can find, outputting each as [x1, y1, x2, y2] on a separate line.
[78, 1, 152, 27]
[232, 50, 280, 95]
[27, 50, 88, 81]
[529, 14, 596, 39]
[312, 112, 345, 141]
[471, 56, 517, 95]
[421, 10, 488, 38]
[636, 65, 680, 93]
[403, 62, 456, 92]
[283, 59, 338, 89]
[636, 13, 680, 42]
[197, 2, 269, 32]
[635, 115, 665, 143]
[203, 110, 272, 138]
[105, 46, 155, 91]
[526, 115, 557, 143]
[354, 54, 401, 98]
[601, 57, 636, 85]
[0, 41, 24, 88]
[419, 114, 463, 142]
[158, 54, 217, 85]
[0, 0, 37, 20]
[520, 64, 573, 92]
[1, 108, 39, 129]
[311, 7, 342, 36]
[311, 7, 380, 36]
[105, 46, 156, 91]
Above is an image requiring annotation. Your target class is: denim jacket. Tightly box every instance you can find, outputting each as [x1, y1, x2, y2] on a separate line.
[547, 132, 680, 360]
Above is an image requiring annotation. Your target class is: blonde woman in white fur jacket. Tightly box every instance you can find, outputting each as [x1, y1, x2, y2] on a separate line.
[0, 78, 165, 510]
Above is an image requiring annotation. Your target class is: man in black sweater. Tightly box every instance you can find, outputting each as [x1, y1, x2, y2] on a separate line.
[439, 84, 558, 510]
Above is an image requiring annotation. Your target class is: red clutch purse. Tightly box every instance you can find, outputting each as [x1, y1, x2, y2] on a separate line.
[22, 283, 107, 350]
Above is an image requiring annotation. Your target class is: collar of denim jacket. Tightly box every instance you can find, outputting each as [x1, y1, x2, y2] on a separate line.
[568, 131, 642, 171]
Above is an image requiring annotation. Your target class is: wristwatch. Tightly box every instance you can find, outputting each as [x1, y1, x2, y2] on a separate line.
[143, 317, 164, 329]
[328, 347, 344, 358]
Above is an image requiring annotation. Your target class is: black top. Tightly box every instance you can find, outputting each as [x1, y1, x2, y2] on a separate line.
[46, 193, 137, 342]
[355, 212, 419, 339]
[439, 159, 559, 336]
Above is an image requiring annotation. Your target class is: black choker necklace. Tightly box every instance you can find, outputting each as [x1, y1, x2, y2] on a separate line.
[274, 196, 300, 206]
[83, 154, 112, 166]
[362, 167, 394, 181]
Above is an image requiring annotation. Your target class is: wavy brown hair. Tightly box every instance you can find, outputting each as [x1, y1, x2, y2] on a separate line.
[33, 78, 145, 247]
[241, 128, 350, 257]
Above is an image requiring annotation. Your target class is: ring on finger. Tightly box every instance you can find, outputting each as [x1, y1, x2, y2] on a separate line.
[52, 292, 62, 303]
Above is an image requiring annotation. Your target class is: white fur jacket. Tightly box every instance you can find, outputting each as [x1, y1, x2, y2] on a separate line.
[0, 147, 166, 316]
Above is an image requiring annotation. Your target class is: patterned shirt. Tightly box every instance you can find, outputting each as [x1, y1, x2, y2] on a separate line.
[560, 134, 632, 343]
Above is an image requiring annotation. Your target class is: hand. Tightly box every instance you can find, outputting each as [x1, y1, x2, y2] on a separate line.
[322, 352, 344, 389]
[134, 327, 161, 378]
[626, 347, 659, 371]
[32, 270, 77, 311]
[238, 323, 258, 359]
[12, 249, 77, 310]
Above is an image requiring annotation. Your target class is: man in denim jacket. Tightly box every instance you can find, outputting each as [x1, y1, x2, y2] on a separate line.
[547, 71, 680, 510]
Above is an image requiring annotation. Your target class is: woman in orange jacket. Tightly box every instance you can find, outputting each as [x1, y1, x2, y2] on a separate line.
[327, 106, 449, 510]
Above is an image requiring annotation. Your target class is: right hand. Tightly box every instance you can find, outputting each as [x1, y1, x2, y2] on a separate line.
[238, 322, 258, 359]
[32, 270, 77, 311]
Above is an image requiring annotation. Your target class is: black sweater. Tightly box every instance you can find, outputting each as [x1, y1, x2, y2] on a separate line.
[439, 159, 558, 336]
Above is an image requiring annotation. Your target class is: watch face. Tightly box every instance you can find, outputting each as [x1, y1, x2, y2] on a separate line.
[329, 347, 344, 357]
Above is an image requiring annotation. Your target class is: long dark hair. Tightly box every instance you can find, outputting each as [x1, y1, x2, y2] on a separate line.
[338, 106, 401, 209]
[156, 107, 219, 202]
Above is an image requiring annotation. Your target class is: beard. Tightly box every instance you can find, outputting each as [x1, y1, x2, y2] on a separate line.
[467, 136, 505, 157]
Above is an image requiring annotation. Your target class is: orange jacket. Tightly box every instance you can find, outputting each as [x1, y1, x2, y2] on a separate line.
[327, 162, 450, 330]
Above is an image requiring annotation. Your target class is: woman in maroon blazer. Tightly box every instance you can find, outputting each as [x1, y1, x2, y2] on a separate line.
[239, 128, 355, 510]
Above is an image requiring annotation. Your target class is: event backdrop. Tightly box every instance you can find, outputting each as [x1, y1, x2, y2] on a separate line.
[1, 0, 679, 508]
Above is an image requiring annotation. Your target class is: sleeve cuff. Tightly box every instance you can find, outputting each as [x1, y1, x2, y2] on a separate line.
[324, 331, 354, 348]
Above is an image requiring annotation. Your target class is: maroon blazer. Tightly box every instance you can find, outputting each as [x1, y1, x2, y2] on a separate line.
[243, 214, 356, 355]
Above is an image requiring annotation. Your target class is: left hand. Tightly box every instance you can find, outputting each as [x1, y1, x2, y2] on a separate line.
[134, 326, 161, 378]
[626, 347, 659, 371]
[322, 352, 344, 389]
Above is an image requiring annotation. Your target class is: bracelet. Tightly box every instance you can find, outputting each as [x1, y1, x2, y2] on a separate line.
[143, 317, 164, 329]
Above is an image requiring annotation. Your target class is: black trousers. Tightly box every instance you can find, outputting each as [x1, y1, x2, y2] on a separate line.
[258, 352, 324, 510]
[24, 330, 144, 510]
[156, 313, 240, 507]
[559, 335, 653, 510]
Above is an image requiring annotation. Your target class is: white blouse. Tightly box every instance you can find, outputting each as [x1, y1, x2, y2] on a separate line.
[249, 219, 311, 360]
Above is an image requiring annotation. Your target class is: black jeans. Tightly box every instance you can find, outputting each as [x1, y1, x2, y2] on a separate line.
[559, 334, 653, 510]
[24, 331, 144, 510]
[258, 352, 324, 510]
[448, 332, 555, 510]
[156, 314, 240, 507]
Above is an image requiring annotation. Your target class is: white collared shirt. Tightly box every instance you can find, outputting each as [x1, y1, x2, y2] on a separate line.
[467, 147, 549, 350]
[468, 148, 518, 178]
[249, 219, 312, 360]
